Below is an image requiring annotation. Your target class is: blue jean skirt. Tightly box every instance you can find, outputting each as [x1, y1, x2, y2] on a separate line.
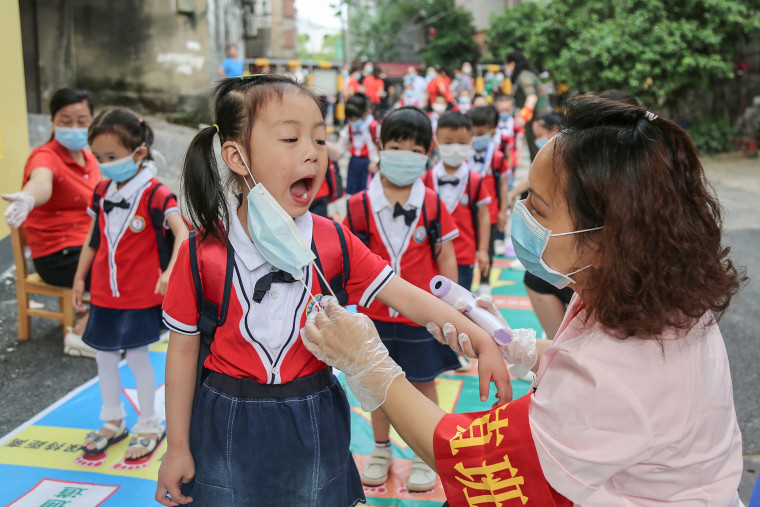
[346, 156, 370, 195]
[82, 304, 162, 351]
[181, 368, 365, 507]
[373, 321, 460, 382]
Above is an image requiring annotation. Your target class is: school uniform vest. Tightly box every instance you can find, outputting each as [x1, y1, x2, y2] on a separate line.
[90, 178, 175, 309]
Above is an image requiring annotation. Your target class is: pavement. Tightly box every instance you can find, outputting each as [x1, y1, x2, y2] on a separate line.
[1, 116, 758, 502]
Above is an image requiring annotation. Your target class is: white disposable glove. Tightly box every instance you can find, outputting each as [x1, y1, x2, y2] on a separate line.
[2, 192, 35, 229]
[301, 297, 404, 412]
[427, 296, 538, 378]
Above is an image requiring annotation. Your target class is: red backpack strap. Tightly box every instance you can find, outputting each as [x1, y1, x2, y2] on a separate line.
[491, 150, 504, 207]
[345, 190, 370, 246]
[88, 179, 112, 250]
[189, 229, 233, 401]
[310, 217, 350, 306]
[368, 120, 380, 142]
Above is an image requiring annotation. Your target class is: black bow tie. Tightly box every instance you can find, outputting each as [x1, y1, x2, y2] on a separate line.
[393, 202, 417, 226]
[473, 154, 485, 164]
[252, 269, 297, 303]
[438, 178, 460, 187]
[102, 199, 130, 213]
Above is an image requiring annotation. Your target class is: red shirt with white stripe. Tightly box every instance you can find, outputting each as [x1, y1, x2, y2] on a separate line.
[468, 141, 508, 224]
[162, 205, 394, 384]
[88, 164, 177, 310]
[346, 176, 458, 325]
[424, 163, 491, 266]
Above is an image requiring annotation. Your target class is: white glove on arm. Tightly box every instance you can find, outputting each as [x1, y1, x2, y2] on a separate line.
[2, 192, 35, 229]
[301, 297, 404, 412]
[431, 296, 538, 378]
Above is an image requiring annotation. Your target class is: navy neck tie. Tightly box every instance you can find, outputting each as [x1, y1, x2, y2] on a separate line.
[393, 202, 417, 226]
[252, 270, 297, 303]
[102, 199, 130, 213]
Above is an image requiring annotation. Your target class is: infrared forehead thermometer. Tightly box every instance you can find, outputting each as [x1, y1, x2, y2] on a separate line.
[429, 275, 513, 345]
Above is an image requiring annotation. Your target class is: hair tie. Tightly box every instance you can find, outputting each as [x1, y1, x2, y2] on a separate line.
[213, 123, 220, 134]
[138, 118, 144, 124]
[645, 111, 658, 122]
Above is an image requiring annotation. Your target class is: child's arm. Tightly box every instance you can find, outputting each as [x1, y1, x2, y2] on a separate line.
[377, 277, 512, 404]
[367, 134, 379, 174]
[155, 331, 199, 506]
[435, 240, 458, 283]
[72, 219, 97, 312]
[155, 214, 190, 295]
[477, 204, 490, 275]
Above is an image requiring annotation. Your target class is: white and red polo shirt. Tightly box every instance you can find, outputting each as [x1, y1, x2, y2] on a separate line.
[347, 176, 458, 325]
[88, 163, 177, 309]
[424, 163, 490, 266]
[162, 205, 394, 384]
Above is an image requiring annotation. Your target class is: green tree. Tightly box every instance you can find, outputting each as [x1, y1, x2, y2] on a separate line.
[347, 0, 479, 66]
[487, 0, 760, 115]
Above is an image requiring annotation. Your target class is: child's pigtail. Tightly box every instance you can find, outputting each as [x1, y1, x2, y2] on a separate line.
[181, 125, 228, 242]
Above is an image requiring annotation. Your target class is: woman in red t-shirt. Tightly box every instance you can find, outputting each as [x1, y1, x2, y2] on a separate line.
[362, 64, 385, 105]
[3, 88, 100, 337]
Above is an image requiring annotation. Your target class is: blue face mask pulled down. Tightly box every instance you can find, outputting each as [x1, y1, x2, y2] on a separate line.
[55, 127, 89, 151]
[511, 200, 603, 289]
[499, 113, 511, 122]
[379, 150, 428, 186]
[234, 142, 316, 282]
[98, 147, 142, 183]
[351, 119, 365, 131]
[472, 134, 491, 152]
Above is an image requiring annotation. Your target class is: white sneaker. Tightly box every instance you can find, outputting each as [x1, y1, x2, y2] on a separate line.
[494, 239, 506, 256]
[406, 455, 437, 492]
[361, 445, 393, 486]
[478, 284, 492, 298]
[509, 259, 526, 271]
[64, 331, 97, 359]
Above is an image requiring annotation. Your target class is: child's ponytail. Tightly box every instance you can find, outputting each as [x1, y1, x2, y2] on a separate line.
[181, 125, 228, 242]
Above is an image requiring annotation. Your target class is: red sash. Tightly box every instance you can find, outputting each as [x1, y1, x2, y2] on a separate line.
[434, 393, 572, 506]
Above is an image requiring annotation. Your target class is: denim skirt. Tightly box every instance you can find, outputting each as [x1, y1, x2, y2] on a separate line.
[373, 320, 460, 383]
[181, 368, 365, 506]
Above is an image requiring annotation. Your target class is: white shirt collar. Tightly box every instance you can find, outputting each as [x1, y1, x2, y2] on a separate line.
[227, 194, 314, 272]
[433, 160, 469, 180]
[367, 173, 426, 211]
[107, 161, 156, 200]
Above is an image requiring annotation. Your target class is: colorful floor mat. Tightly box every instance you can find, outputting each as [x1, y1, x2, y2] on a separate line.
[0, 256, 541, 506]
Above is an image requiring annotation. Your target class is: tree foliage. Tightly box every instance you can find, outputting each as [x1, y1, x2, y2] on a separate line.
[487, 0, 760, 111]
[348, 0, 479, 67]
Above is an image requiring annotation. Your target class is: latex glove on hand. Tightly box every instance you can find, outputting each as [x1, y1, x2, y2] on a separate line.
[2, 192, 35, 229]
[427, 296, 538, 378]
[302, 297, 404, 412]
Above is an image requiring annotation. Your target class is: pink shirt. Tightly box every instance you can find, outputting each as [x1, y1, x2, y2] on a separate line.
[529, 294, 744, 506]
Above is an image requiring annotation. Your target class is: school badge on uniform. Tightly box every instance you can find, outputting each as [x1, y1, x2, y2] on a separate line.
[129, 216, 146, 233]
[460, 194, 470, 207]
[413, 226, 427, 243]
[306, 294, 323, 316]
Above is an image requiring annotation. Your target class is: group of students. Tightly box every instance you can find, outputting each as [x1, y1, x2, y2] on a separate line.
[5, 70, 747, 507]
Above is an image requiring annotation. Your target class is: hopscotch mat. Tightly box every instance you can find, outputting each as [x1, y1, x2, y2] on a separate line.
[0, 257, 541, 506]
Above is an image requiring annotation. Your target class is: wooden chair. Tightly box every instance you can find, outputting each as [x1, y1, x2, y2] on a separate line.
[10, 226, 74, 340]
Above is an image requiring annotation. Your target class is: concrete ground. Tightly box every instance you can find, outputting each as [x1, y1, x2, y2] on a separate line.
[1, 117, 758, 502]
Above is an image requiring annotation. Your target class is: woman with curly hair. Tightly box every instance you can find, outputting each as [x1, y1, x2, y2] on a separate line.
[302, 94, 747, 505]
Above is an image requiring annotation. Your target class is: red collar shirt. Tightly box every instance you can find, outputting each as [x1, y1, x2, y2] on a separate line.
[427, 163, 490, 266]
[87, 163, 178, 309]
[22, 140, 101, 257]
[360, 176, 458, 323]
[162, 202, 394, 384]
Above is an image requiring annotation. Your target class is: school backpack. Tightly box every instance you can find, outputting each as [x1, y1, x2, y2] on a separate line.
[89, 179, 187, 271]
[422, 169, 484, 236]
[345, 188, 443, 259]
[326, 158, 344, 203]
[188, 217, 351, 399]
